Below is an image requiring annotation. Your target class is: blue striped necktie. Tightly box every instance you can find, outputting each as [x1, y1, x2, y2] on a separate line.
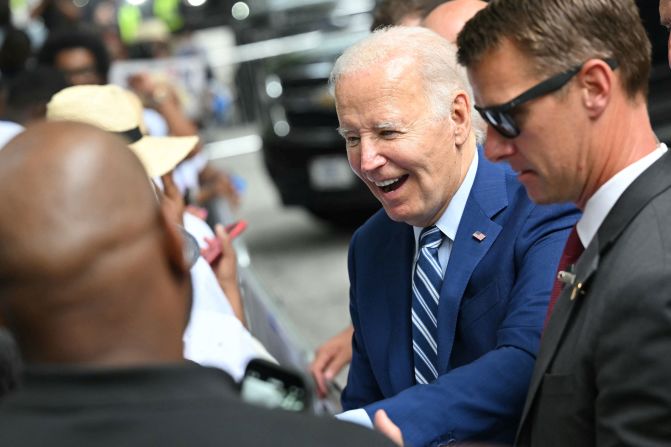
[412, 225, 444, 384]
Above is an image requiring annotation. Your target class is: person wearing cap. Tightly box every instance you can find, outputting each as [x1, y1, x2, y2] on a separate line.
[0, 121, 396, 447]
[46, 84, 269, 380]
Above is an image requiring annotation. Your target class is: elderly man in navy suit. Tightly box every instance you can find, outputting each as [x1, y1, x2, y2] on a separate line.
[331, 26, 579, 447]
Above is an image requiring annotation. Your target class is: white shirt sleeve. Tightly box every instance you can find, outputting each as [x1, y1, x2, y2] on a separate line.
[336, 408, 374, 429]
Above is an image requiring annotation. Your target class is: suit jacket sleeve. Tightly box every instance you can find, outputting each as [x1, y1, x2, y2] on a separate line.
[341, 229, 385, 410]
[360, 205, 577, 447]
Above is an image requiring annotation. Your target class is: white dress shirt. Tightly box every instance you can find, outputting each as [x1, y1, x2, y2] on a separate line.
[577, 144, 667, 248]
[413, 151, 479, 274]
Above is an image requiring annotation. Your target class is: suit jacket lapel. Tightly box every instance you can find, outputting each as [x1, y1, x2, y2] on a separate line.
[516, 238, 600, 439]
[436, 156, 507, 372]
[517, 151, 671, 440]
[598, 151, 671, 250]
[378, 223, 416, 393]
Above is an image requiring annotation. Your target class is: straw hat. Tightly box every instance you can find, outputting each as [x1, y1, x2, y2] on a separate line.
[47, 84, 198, 177]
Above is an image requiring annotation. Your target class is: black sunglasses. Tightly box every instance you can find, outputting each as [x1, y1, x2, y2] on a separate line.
[475, 58, 619, 139]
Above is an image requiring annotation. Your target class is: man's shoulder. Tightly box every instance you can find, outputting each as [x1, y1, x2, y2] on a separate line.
[0, 364, 394, 447]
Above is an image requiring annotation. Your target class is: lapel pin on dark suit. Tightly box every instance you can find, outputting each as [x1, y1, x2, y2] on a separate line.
[557, 270, 576, 286]
[472, 231, 486, 242]
[570, 282, 584, 301]
[557, 267, 585, 300]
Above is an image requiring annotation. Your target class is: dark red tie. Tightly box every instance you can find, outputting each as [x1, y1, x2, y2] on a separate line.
[544, 226, 584, 326]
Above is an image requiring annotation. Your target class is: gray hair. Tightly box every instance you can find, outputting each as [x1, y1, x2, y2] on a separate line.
[329, 26, 485, 145]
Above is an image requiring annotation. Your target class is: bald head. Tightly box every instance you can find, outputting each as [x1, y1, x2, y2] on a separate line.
[423, 0, 487, 43]
[0, 121, 190, 366]
[0, 121, 156, 282]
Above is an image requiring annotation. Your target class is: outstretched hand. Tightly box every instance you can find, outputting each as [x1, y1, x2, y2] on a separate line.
[309, 325, 354, 397]
[374, 410, 404, 447]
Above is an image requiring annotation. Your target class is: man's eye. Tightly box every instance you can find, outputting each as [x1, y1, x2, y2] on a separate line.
[345, 136, 360, 146]
[380, 130, 399, 138]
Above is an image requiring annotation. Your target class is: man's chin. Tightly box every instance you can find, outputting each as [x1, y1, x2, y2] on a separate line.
[383, 206, 410, 224]
[525, 188, 569, 205]
[383, 206, 426, 227]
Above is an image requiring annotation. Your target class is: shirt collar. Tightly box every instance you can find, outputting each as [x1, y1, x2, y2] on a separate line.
[414, 150, 479, 244]
[577, 143, 668, 247]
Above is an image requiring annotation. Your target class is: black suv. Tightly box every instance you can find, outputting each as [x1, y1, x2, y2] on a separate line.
[230, 1, 380, 225]
[258, 29, 380, 225]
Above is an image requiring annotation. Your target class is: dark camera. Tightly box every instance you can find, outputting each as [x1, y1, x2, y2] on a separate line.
[240, 359, 311, 412]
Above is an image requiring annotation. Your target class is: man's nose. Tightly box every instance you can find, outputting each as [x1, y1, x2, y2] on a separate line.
[484, 126, 516, 163]
[359, 138, 386, 173]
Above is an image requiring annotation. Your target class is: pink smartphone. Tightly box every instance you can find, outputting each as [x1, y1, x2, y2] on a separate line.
[225, 220, 248, 240]
[202, 220, 248, 265]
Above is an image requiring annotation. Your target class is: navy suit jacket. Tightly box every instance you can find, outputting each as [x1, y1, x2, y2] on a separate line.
[341, 154, 579, 447]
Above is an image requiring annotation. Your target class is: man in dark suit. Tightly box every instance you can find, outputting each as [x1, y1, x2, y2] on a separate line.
[331, 26, 578, 447]
[459, 0, 671, 445]
[0, 121, 395, 447]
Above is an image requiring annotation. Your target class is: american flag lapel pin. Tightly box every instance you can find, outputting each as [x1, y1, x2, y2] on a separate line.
[472, 231, 486, 242]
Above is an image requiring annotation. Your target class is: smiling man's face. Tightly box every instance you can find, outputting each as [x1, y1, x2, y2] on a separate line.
[335, 56, 467, 227]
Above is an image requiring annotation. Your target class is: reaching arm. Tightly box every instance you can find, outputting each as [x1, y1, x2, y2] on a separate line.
[363, 204, 578, 447]
[310, 325, 354, 398]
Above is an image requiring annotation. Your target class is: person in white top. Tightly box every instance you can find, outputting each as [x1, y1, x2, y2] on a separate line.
[460, 0, 671, 445]
[45, 84, 270, 381]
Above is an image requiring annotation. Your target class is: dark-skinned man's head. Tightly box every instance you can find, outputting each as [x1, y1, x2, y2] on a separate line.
[0, 121, 191, 367]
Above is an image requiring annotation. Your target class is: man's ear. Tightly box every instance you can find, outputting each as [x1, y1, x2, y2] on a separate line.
[578, 59, 613, 119]
[158, 206, 189, 278]
[451, 91, 471, 147]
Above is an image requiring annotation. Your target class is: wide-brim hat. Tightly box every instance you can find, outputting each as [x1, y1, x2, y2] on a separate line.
[47, 84, 198, 177]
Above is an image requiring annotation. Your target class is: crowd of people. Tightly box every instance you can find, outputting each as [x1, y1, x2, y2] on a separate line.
[2, 0, 671, 446]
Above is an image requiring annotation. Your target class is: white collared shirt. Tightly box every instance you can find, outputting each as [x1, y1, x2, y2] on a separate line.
[577, 143, 667, 247]
[337, 151, 478, 429]
[412, 150, 479, 274]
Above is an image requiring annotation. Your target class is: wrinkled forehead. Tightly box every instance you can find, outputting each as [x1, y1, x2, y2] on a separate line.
[337, 53, 418, 86]
[335, 61, 427, 117]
